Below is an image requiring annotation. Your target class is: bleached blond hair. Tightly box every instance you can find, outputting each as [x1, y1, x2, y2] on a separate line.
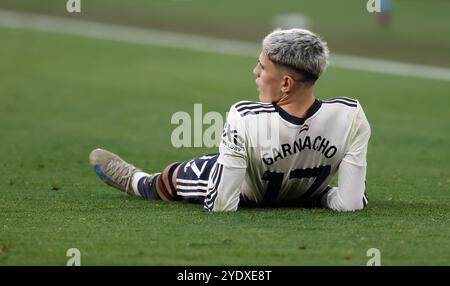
[262, 28, 329, 82]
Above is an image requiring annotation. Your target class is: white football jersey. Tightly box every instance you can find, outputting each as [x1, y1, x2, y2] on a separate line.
[215, 97, 371, 208]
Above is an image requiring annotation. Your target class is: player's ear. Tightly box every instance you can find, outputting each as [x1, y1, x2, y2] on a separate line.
[281, 75, 295, 93]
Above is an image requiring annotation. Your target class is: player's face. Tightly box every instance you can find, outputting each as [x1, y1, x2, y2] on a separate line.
[253, 51, 283, 103]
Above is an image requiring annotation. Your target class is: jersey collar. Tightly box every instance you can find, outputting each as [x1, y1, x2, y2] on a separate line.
[272, 99, 322, 125]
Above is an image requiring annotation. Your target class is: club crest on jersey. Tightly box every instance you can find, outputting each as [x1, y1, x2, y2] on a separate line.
[299, 124, 309, 134]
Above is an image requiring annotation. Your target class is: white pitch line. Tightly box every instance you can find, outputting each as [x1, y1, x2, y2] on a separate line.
[1, 9, 450, 82]
[331, 54, 450, 82]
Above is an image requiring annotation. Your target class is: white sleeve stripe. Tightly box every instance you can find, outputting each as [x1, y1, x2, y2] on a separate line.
[210, 163, 219, 180]
[213, 164, 223, 185]
[177, 185, 208, 191]
[177, 192, 206, 197]
[362, 194, 368, 207]
[176, 178, 209, 185]
[204, 164, 219, 207]
[204, 168, 221, 208]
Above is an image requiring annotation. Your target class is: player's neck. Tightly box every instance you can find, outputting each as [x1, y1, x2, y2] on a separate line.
[276, 90, 316, 119]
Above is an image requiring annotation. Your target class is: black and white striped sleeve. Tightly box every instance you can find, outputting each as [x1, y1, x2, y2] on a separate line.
[203, 163, 246, 212]
[203, 103, 249, 212]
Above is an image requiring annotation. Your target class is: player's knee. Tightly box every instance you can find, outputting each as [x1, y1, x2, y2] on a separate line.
[160, 162, 180, 200]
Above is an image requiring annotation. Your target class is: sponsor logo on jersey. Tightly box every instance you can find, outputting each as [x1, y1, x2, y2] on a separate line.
[221, 122, 244, 152]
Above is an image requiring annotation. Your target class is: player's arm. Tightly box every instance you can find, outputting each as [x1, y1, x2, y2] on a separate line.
[321, 104, 371, 211]
[204, 104, 247, 212]
[204, 163, 246, 212]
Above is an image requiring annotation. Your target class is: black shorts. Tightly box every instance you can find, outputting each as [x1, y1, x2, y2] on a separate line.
[175, 153, 219, 204]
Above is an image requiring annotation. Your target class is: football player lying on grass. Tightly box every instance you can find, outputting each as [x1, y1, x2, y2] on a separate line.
[89, 28, 371, 212]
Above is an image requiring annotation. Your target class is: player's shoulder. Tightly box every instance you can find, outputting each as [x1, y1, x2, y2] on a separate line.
[230, 100, 277, 117]
[321, 96, 360, 109]
[320, 96, 367, 116]
[320, 97, 369, 124]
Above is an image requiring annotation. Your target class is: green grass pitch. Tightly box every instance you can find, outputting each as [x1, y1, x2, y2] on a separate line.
[0, 26, 449, 265]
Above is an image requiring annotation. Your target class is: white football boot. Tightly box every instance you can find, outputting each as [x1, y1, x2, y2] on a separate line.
[89, 148, 141, 195]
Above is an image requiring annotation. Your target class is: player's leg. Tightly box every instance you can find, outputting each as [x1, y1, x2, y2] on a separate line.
[131, 161, 180, 201]
[89, 148, 179, 200]
[171, 154, 219, 204]
[89, 149, 218, 204]
[131, 153, 220, 203]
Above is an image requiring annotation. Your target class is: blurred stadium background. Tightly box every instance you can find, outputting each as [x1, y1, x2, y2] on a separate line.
[0, 0, 449, 265]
